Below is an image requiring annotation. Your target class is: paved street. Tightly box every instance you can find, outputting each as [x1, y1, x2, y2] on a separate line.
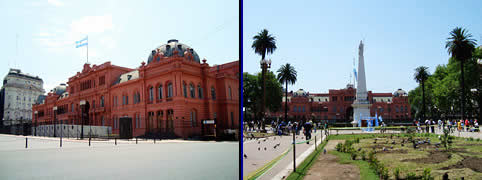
[243, 130, 323, 180]
[0, 134, 238, 180]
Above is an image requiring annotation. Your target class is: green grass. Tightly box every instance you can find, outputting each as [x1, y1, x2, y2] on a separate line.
[285, 140, 329, 180]
[330, 150, 378, 180]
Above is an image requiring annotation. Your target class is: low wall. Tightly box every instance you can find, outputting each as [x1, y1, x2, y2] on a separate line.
[32, 124, 112, 138]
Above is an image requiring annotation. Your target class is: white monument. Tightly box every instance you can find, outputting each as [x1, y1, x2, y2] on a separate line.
[351, 40, 372, 127]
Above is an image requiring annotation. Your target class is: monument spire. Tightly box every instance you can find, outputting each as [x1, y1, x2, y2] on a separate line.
[356, 40, 367, 101]
[351, 40, 372, 127]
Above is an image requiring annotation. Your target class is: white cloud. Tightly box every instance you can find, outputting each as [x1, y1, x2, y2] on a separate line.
[47, 0, 64, 7]
[34, 14, 115, 57]
[70, 14, 113, 34]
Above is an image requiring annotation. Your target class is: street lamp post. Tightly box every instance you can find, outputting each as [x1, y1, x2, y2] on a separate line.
[80, 100, 86, 139]
[260, 59, 271, 132]
[53, 106, 57, 137]
[34, 111, 38, 136]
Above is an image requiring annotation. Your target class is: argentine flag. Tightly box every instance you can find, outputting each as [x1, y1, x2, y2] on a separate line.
[76, 36, 88, 48]
[354, 68, 357, 81]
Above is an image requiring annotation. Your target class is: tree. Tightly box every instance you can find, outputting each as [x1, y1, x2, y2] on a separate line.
[445, 27, 477, 120]
[243, 71, 283, 124]
[252, 29, 277, 131]
[414, 66, 430, 121]
[252, 29, 277, 60]
[276, 63, 297, 123]
[276, 63, 297, 172]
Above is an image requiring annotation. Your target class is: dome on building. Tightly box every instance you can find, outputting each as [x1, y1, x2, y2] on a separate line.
[393, 88, 407, 97]
[147, 39, 201, 64]
[51, 83, 67, 95]
[294, 89, 308, 97]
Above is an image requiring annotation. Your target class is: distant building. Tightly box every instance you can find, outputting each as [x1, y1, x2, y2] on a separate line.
[32, 39, 239, 138]
[270, 84, 411, 123]
[0, 69, 45, 127]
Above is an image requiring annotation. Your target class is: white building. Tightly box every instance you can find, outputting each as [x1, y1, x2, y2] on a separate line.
[0, 68, 45, 126]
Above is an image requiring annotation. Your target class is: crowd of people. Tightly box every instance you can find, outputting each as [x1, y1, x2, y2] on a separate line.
[243, 119, 329, 144]
[413, 118, 479, 133]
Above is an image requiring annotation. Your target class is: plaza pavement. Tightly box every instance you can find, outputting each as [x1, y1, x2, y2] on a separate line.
[0, 134, 238, 180]
[244, 127, 480, 180]
[243, 130, 324, 180]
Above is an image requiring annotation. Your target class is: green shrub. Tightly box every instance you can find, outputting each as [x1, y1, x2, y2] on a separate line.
[350, 152, 357, 160]
[393, 167, 401, 180]
[406, 172, 417, 180]
[368, 151, 376, 162]
[439, 129, 454, 151]
[335, 143, 343, 152]
[361, 150, 366, 161]
[355, 137, 360, 143]
[422, 168, 433, 180]
[380, 165, 389, 180]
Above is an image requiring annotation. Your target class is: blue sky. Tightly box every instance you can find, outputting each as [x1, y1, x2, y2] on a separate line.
[243, 0, 482, 94]
[0, 0, 238, 92]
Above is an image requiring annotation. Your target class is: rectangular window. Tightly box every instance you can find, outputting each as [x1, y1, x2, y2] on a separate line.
[149, 87, 153, 101]
[100, 96, 104, 107]
[99, 76, 105, 85]
[122, 96, 125, 105]
[231, 112, 234, 128]
[158, 86, 163, 99]
[168, 84, 173, 97]
[126, 96, 129, 104]
[101, 116, 105, 126]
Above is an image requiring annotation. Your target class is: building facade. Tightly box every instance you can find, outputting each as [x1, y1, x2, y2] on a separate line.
[32, 40, 239, 138]
[1, 69, 45, 127]
[271, 84, 411, 123]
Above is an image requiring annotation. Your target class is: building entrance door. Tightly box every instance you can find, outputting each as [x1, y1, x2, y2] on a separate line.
[119, 117, 133, 139]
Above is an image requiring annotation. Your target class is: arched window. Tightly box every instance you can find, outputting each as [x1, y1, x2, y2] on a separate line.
[190, 83, 195, 98]
[198, 85, 203, 99]
[211, 87, 216, 100]
[183, 83, 187, 98]
[190, 110, 197, 127]
[158, 85, 163, 99]
[228, 86, 232, 100]
[149, 86, 154, 101]
[167, 83, 173, 98]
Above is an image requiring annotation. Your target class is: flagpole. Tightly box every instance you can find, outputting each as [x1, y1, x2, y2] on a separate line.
[87, 36, 88, 63]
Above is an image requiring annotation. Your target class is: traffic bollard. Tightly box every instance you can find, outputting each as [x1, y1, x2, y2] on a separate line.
[25, 137, 28, 149]
[60, 136, 62, 148]
[315, 135, 317, 150]
[154, 138, 156, 144]
[115, 138, 117, 145]
[89, 137, 91, 146]
[136, 137, 138, 144]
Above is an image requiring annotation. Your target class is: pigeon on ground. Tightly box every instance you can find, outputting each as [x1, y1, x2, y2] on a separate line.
[264, 147, 267, 151]
[244, 154, 248, 159]
[258, 147, 260, 151]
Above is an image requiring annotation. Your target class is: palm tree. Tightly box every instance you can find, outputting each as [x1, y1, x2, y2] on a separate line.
[252, 29, 277, 131]
[252, 29, 277, 60]
[277, 63, 297, 172]
[277, 63, 297, 124]
[414, 66, 430, 121]
[445, 27, 477, 120]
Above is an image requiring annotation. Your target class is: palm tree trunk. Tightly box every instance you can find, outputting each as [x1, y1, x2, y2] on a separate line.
[422, 82, 425, 121]
[287, 80, 296, 172]
[285, 81, 288, 124]
[460, 60, 466, 121]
